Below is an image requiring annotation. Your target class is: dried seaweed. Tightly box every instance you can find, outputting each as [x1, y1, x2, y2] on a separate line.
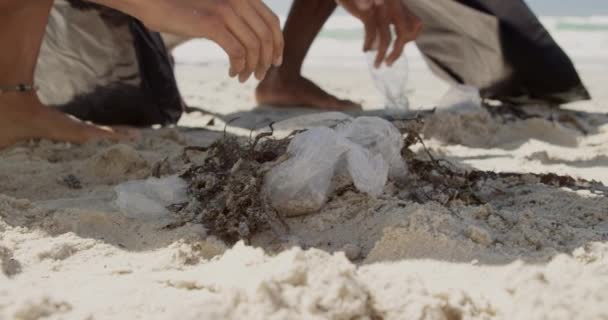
[393, 116, 607, 206]
[176, 133, 290, 243]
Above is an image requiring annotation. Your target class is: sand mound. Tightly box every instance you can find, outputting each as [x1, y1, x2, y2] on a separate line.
[2, 192, 606, 319]
[1, 108, 607, 319]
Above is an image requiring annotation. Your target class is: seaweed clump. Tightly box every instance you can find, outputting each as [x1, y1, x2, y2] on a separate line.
[175, 134, 289, 243]
[394, 116, 608, 206]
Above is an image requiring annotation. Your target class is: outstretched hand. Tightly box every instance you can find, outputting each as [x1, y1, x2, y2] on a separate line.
[95, 0, 284, 82]
[338, 0, 421, 68]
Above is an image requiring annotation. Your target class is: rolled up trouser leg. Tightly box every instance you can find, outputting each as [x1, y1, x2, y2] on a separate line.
[36, 0, 184, 127]
[407, 0, 590, 106]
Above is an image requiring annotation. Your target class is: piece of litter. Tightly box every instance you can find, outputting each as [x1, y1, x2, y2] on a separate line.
[367, 50, 410, 115]
[114, 175, 188, 220]
[437, 85, 482, 113]
[265, 117, 407, 217]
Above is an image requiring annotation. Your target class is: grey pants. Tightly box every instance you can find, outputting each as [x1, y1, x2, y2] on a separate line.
[35, 0, 183, 126]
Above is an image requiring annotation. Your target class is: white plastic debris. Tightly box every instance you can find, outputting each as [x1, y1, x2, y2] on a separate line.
[367, 50, 410, 114]
[343, 144, 388, 196]
[437, 85, 482, 113]
[337, 117, 408, 181]
[114, 175, 188, 220]
[265, 117, 406, 217]
[264, 127, 351, 217]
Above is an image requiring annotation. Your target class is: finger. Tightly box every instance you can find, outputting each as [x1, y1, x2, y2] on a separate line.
[386, 3, 409, 65]
[206, 26, 247, 78]
[387, 1, 422, 65]
[250, 0, 284, 67]
[236, 1, 274, 80]
[386, 33, 406, 66]
[361, 10, 377, 51]
[374, 6, 391, 68]
[222, 4, 261, 82]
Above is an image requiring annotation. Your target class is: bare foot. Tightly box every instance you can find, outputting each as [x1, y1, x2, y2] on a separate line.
[256, 69, 362, 110]
[0, 93, 137, 150]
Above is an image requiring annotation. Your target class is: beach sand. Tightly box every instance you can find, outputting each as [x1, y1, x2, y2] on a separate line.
[2, 39, 608, 319]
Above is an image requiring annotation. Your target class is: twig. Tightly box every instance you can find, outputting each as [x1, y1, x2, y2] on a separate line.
[249, 122, 275, 154]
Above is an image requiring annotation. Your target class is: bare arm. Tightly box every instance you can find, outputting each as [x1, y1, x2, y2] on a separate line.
[91, 0, 284, 82]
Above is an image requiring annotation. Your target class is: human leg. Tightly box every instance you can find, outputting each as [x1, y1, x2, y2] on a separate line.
[0, 0, 133, 149]
[256, 0, 361, 110]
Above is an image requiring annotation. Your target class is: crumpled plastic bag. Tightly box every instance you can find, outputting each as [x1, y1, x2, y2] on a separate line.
[264, 127, 351, 216]
[337, 116, 408, 180]
[114, 175, 188, 220]
[437, 85, 482, 113]
[343, 143, 388, 196]
[265, 117, 406, 217]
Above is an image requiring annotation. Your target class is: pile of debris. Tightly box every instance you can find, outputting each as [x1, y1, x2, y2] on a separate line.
[170, 116, 607, 242]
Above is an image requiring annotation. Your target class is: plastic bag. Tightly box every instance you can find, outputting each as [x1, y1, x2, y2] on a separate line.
[344, 144, 388, 196]
[265, 117, 406, 217]
[367, 51, 410, 115]
[337, 117, 407, 180]
[264, 127, 351, 217]
[437, 85, 482, 113]
[114, 175, 188, 220]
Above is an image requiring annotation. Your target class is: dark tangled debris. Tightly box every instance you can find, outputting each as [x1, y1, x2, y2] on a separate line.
[402, 158, 607, 206]
[395, 116, 608, 206]
[173, 134, 290, 242]
[60, 174, 83, 190]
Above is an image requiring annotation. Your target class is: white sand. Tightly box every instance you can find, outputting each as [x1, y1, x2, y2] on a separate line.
[2, 46, 608, 319]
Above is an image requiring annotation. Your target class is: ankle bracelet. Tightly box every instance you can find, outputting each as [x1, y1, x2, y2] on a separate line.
[0, 84, 38, 95]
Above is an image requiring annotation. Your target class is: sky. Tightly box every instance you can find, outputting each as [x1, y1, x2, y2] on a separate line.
[265, 0, 608, 17]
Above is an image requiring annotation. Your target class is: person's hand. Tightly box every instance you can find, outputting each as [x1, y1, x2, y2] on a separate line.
[97, 0, 284, 82]
[337, 0, 421, 68]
